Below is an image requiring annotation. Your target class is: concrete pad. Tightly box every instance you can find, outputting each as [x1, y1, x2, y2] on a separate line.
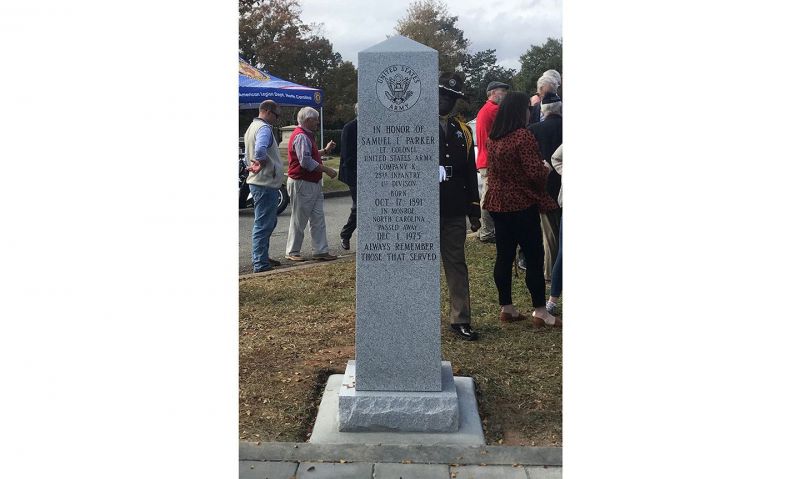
[239, 460, 298, 479]
[339, 360, 459, 432]
[296, 462, 373, 478]
[525, 466, 563, 478]
[451, 465, 527, 479]
[373, 463, 450, 479]
[310, 374, 485, 445]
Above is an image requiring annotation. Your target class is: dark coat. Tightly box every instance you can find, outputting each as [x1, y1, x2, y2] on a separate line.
[439, 118, 480, 218]
[338, 118, 358, 187]
[527, 103, 542, 126]
[528, 114, 562, 203]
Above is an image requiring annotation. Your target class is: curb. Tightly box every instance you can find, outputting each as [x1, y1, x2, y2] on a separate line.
[240, 254, 356, 279]
[322, 189, 352, 199]
[239, 442, 562, 466]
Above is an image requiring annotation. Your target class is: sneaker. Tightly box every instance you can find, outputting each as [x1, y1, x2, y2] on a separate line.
[478, 236, 496, 244]
[546, 300, 557, 315]
[285, 254, 305, 262]
[312, 252, 338, 261]
[341, 237, 350, 250]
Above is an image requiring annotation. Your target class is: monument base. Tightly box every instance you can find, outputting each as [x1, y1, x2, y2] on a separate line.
[338, 360, 458, 432]
[308, 362, 485, 445]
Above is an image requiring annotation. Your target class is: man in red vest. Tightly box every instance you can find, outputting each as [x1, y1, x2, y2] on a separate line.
[284, 107, 338, 262]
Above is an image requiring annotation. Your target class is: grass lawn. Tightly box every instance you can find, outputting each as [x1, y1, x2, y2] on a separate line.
[319, 156, 349, 194]
[278, 155, 349, 195]
[239, 238, 562, 446]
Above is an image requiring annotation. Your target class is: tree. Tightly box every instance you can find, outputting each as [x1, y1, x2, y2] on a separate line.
[239, 0, 259, 16]
[318, 61, 358, 127]
[514, 38, 563, 95]
[239, 0, 357, 130]
[239, 0, 311, 83]
[394, 0, 470, 73]
[460, 49, 516, 119]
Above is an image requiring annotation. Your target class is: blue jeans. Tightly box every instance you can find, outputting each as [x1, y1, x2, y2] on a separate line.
[250, 184, 279, 272]
[551, 219, 563, 297]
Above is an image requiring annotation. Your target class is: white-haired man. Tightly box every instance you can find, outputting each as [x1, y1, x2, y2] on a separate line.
[284, 107, 338, 262]
[528, 69, 561, 126]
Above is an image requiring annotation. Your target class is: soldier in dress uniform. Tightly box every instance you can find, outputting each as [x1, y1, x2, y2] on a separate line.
[437, 72, 482, 341]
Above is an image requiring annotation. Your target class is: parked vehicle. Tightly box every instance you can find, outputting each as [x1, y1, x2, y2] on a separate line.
[239, 152, 289, 214]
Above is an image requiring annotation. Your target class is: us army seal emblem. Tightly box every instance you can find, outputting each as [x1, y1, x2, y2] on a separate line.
[376, 64, 421, 112]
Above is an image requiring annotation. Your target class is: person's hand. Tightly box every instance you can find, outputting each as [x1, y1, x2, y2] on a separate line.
[324, 140, 336, 154]
[469, 216, 481, 232]
[439, 166, 447, 183]
[247, 160, 262, 174]
[326, 167, 338, 179]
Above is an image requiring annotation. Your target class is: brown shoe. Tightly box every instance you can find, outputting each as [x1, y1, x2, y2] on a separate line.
[533, 313, 562, 328]
[312, 253, 338, 261]
[499, 312, 525, 323]
[284, 254, 305, 262]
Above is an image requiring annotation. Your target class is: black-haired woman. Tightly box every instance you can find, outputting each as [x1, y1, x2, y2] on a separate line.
[484, 91, 561, 328]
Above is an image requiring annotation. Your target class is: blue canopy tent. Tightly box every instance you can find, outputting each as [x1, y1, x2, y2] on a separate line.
[239, 58, 327, 144]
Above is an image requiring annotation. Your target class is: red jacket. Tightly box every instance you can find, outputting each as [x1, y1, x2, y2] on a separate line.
[287, 127, 323, 183]
[475, 100, 499, 169]
[483, 129, 559, 213]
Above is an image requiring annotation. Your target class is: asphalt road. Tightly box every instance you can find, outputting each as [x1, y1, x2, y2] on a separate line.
[239, 193, 357, 275]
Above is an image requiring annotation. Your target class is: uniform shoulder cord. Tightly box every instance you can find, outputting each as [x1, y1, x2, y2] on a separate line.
[452, 114, 473, 152]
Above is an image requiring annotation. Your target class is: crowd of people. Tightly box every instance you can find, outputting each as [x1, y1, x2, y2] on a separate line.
[449, 68, 564, 339]
[242, 69, 564, 341]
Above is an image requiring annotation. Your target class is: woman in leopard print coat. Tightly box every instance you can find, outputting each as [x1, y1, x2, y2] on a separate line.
[484, 91, 561, 328]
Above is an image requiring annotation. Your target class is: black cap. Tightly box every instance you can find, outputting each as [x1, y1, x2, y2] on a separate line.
[439, 72, 466, 99]
[486, 81, 510, 94]
[541, 92, 562, 104]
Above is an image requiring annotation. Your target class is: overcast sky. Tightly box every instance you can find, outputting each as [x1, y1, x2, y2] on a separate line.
[297, 0, 562, 72]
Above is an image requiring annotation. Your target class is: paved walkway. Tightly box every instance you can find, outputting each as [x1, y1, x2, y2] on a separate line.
[240, 442, 562, 478]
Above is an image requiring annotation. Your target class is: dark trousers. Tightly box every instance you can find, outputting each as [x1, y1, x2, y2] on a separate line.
[340, 186, 357, 240]
[441, 215, 471, 325]
[551, 219, 563, 298]
[490, 205, 546, 307]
